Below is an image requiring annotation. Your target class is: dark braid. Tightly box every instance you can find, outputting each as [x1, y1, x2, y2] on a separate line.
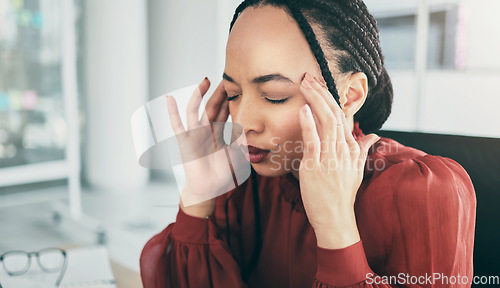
[338, 1, 384, 62]
[229, 0, 393, 133]
[314, 1, 381, 80]
[285, 2, 342, 109]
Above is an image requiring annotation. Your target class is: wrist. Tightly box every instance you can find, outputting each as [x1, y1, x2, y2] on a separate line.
[179, 197, 216, 219]
[313, 211, 360, 249]
[315, 228, 360, 249]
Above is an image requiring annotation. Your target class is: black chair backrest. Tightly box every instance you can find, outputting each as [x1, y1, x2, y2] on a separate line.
[377, 130, 500, 280]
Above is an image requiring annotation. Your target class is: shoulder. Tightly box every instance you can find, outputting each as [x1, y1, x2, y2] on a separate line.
[355, 137, 476, 251]
[359, 136, 476, 206]
[363, 136, 426, 179]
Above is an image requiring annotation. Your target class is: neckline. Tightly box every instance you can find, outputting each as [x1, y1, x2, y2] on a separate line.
[278, 121, 365, 212]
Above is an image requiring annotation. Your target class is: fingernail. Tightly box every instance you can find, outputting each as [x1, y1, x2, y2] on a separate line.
[302, 76, 313, 89]
[305, 72, 315, 85]
[165, 96, 171, 109]
[313, 77, 324, 87]
[316, 78, 327, 89]
[302, 105, 311, 116]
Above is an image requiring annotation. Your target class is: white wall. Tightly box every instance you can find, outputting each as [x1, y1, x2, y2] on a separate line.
[464, 0, 500, 70]
[365, 0, 418, 17]
[382, 71, 418, 131]
[385, 70, 500, 138]
[84, 0, 149, 190]
[147, 0, 241, 100]
[421, 72, 500, 138]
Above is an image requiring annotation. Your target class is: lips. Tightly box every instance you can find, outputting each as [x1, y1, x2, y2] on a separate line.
[247, 145, 270, 154]
[245, 145, 271, 163]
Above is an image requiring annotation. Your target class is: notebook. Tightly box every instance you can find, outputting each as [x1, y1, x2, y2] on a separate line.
[0, 246, 116, 288]
[60, 246, 116, 288]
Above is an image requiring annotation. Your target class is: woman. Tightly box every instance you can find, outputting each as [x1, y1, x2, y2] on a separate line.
[140, 1, 476, 287]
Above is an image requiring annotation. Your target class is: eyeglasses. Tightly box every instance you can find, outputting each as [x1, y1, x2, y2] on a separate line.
[0, 248, 67, 287]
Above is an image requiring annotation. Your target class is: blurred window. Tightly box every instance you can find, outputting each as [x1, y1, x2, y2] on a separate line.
[376, 6, 459, 70]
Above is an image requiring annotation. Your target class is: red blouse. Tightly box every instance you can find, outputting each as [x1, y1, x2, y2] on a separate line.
[140, 122, 476, 288]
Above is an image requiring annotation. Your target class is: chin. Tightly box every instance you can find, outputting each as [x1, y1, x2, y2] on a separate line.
[250, 161, 289, 178]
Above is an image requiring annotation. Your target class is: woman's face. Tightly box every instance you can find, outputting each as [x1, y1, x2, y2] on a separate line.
[224, 5, 326, 177]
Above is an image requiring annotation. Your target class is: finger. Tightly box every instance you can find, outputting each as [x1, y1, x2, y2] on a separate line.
[187, 77, 210, 130]
[336, 111, 346, 147]
[335, 110, 348, 156]
[342, 112, 359, 155]
[299, 104, 321, 165]
[357, 134, 380, 169]
[211, 100, 230, 148]
[166, 95, 186, 135]
[204, 80, 228, 123]
[308, 75, 347, 151]
[312, 76, 345, 126]
[300, 73, 337, 143]
[215, 97, 230, 123]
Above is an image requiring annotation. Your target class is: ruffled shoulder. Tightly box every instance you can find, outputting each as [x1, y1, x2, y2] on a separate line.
[358, 139, 476, 214]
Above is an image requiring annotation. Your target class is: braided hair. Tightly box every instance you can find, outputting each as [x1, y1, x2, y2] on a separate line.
[229, 0, 393, 133]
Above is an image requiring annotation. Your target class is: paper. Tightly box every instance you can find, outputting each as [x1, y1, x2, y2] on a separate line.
[60, 246, 116, 287]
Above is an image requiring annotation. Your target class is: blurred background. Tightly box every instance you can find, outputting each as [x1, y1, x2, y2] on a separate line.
[0, 0, 499, 285]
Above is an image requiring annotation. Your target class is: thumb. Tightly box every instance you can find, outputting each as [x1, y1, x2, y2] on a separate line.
[357, 134, 380, 161]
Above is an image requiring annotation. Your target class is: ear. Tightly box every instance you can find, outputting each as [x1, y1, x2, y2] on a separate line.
[340, 72, 368, 118]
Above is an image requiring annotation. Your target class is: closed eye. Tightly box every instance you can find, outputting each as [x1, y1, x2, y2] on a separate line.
[227, 94, 289, 105]
[227, 95, 240, 101]
[264, 98, 287, 104]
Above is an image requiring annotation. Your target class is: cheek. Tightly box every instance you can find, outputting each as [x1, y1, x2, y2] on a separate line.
[269, 108, 303, 145]
[228, 102, 237, 120]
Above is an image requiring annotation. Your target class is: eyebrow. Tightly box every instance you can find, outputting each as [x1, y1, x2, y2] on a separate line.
[223, 73, 295, 86]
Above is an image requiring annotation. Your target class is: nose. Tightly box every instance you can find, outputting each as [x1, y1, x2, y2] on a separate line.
[231, 94, 264, 135]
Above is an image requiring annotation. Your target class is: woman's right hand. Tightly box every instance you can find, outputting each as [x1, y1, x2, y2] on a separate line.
[166, 77, 235, 218]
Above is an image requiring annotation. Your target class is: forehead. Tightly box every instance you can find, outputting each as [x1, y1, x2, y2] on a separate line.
[225, 5, 317, 79]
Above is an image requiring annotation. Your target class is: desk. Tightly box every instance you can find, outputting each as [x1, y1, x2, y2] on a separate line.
[110, 261, 142, 288]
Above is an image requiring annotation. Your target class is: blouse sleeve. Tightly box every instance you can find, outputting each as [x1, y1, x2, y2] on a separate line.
[139, 205, 247, 288]
[311, 155, 477, 288]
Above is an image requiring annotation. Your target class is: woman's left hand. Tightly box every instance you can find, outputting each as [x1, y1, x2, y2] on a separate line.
[298, 72, 380, 249]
